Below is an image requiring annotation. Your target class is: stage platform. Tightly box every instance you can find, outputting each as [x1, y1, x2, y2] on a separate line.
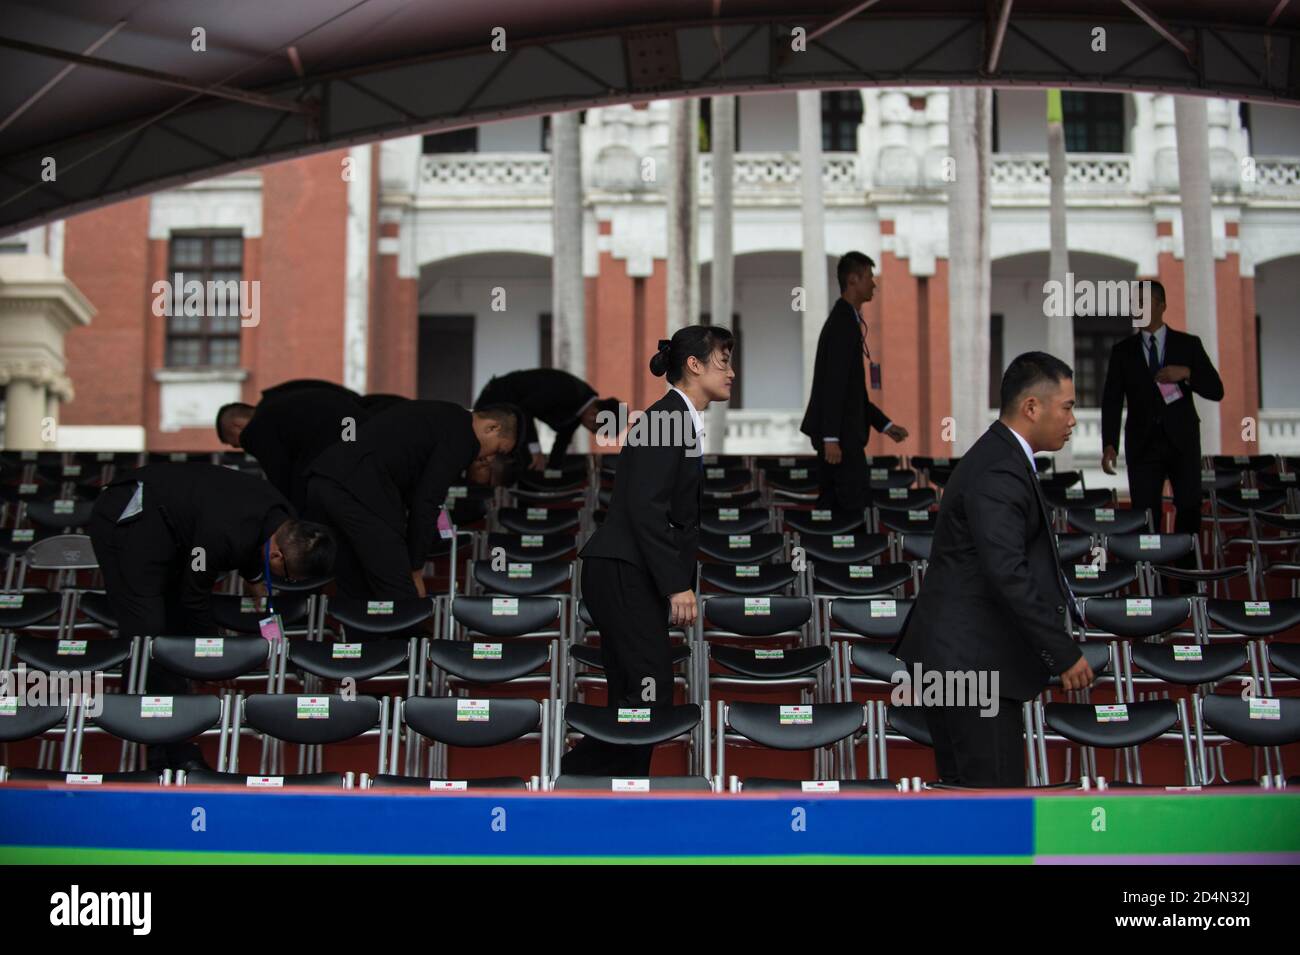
[1, 785, 1297, 864]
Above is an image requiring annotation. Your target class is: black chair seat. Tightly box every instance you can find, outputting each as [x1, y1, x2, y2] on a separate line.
[1044, 700, 1178, 747]
[900, 534, 932, 561]
[1217, 489, 1288, 514]
[0, 702, 66, 742]
[289, 638, 410, 681]
[451, 596, 562, 637]
[1201, 694, 1300, 746]
[401, 695, 540, 746]
[472, 559, 573, 596]
[24, 499, 95, 530]
[1205, 598, 1300, 637]
[1063, 561, 1139, 596]
[151, 635, 272, 681]
[76, 592, 117, 628]
[878, 513, 936, 535]
[1156, 564, 1250, 584]
[1129, 642, 1247, 685]
[267, 574, 332, 594]
[0, 591, 62, 629]
[1055, 533, 1093, 563]
[1046, 642, 1112, 686]
[784, 510, 865, 536]
[865, 468, 915, 490]
[15, 635, 131, 673]
[243, 693, 381, 745]
[697, 532, 785, 564]
[699, 508, 771, 535]
[485, 532, 578, 562]
[741, 777, 896, 792]
[564, 702, 700, 746]
[710, 644, 830, 679]
[327, 596, 433, 634]
[185, 770, 347, 788]
[798, 531, 890, 564]
[93, 693, 222, 744]
[726, 701, 863, 750]
[829, 597, 914, 641]
[1106, 532, 1196, 566]
[5, 768, 163, 785]
[0, 528, 52, 556]
[1269, 643, 1300, 680]
[703, 488, 762, 507]
[871, 488, 937, 512]
[1067, 507, 1150, 536]
[885, 704, 933, 746]
[702, 595, 811, 636]
[570, 643, 689, 670]
[850, 642, 907, 683]
[699, 562, 797, 595]
[702, 467, 752, 493]
[552, 774, 712, 792]
[1042, 487, 1114, 510]
[369, 774, 527, 791]
[812, 561, 912, 595]
[425, 639, 551, 683]
[1081, 596, 1191, 637]
[209, 593, 309, 633]
[496, 507, 581, 535]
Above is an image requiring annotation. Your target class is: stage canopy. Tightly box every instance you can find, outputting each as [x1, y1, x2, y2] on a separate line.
[1, 0, 1298, 236]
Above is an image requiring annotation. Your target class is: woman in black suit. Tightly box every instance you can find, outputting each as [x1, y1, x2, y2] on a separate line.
[562, 324, 736, 777]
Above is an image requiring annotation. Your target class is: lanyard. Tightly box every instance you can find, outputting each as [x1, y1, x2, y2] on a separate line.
[262, 539, 276, 614]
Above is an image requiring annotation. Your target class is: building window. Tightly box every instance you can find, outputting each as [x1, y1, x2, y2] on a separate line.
[989, 314, 1004, 408]
[165, 233, 243, 368]
[539, 313, 553, 369]
[1073, 316, 1133, 407]
[1062, 92, 1125, 152]
[422, 127, 478, 153]
[821, 91, 862, 152]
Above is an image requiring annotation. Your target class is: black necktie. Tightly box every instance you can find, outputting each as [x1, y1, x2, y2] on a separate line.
[1147, 334, 1160, 377]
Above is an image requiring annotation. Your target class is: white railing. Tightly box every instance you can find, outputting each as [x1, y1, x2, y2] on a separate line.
[1248, 158, 1300, 197]
[1260, 409, 1300, 455]
[990, 153, 1133, 196]
[700, 152, 861, 194]
[418, 153, 552, 197]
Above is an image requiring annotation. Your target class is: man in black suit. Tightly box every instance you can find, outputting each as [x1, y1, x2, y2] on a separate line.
[88, 463, 336, 769]
[800, 251, 908, 511]
[259, 378, 361, 402]
[216, 386, 367, 512]
[475, 368, 618, 471]
[1101, 280, 1223, 546]
[305, 401, 517, 600]
[893, 352, 1093, 787]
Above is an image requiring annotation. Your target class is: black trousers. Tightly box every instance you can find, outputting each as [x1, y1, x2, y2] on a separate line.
[812, 438, 867, 511]
[305, 475, 418, 601]
[561, 557, 673, 778]
[922, 698, 1026, 788]
[1127, 429, 1202, 567]
[88, 485, 203, 770]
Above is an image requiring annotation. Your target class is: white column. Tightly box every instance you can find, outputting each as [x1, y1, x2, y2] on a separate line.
[946, 88, 993, 454]
[798, 90, 828, 409]
[551, 110, 585, 377]
[343, 145, 372, 394]
[4, 375, 49, 449]
[1046, 90, 1075, 468]
[666, 98, 699, 334]
[707, 95, 736, 454]
[1174, 95, 1221, 453]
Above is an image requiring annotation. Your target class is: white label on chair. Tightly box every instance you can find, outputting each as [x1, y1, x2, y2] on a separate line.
[544, 469, 564, 479]
[612, 778, 650, 792]
[527, 508, 548, 520]
[366, 601, 394, 615]
[1249, 698, 1280, 720]
[446, 486, 468, 499]
[456, 699, 490, 722]
[247, 776, 284, 787]
[0, 697, 17, 716]
[889, 487, 908, 499]
[1173, 645, 1203, 662]
[430, 780, 469, 790]
[97, 453, 115, 462]
[169, 453, 187, 462]
[53, 499, 75, 514]
[521, 535, 543, 547]
[18, 483, 37, 495]
[507, 563, 533, 579]
[735, 565, 759, 578]
[712, 492, 733, 499]
[332, 643, 362, 659]
[728, 535, 751, 548]
[707, 468, 725, 479]
[811, 510, 832, 521]
[780, 705, 812, 725]
[744, 597, 771, 616]
[140, 696, 173, 718]
[1066, 487, 1084, 499]
[832, 535, 854, 548]
[66, 774, 102, 785]
[1245, 601, 1271, 616]
[56, 640, 87, 656]
[718, 508, 739, 520]
[907, 510, 929, 521]
[472, 643, 503, 660]
[65, 467, 83, 478]
[240, 597, 267, 613]
[12, 530, 33, 543]
[849, 565, 874, 579]
[491, 598, 519, 616]
[934, 458, 950, 467]
[1242, 488, 1260, 500]
[790, 468, 808, 479]
[870, 469, 888, 481]
[1095, 704, 1129, 723]
[1234, 455, 1250, 465]
[297, 696, 329, 719]
[0, 594, 24, 608]
[1125, 598, 1152, 616]
[1095, 508, 1116, 521]
[1281, 473, 1297, 483]
[617, 708, 650, 723]
[1074, 565, 1099, 579]
[801, 780, 839, 792]
[778, 457, 796, 467]
[194, 638, 224, 658]
[1139, 535, 1161, 550]
[19, 451, 36, 461]
[870, 600, 897, 618]
[754, 649, 785, 659]
[1201, 469, 1216, 482]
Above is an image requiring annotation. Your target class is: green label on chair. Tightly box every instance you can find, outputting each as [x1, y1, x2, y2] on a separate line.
[780, 705, 812, 725]
[0, 594, 24, 608]
[727, 535, 751, 548]
[63, 465, 82, 477]
[1242, 488, 1260, 500]
[1201, 469, 1216, 482]
[754, 649, 785, 660]
[870, 469, 888, 481]
[472, 643, 502, 660]
[521, 535, 543, 547]
[718, 508, 739, 520]
[1249, 698, 1280, 720]
[735, 565, 759, 578]
[1095, 508, 1115, 521]
[240, 597, 266, 613]
[1095, 704, 1129, 722]
[140, 696, 173, 719]
[332, 643, 362, 659]
[18, 484, 37, 495]
[1245, 601, 1271, 616]
[779, 457, 796, 467]
[543, 469, 563, 479]
[790, 468, 808, 479]
[169, 453, 187, 462]
[491, 598, 519, 616]
[617, 708, 650, 723]
[56, 640, 87, 656]
[889, 487, 908, 499]
[870, 599, 897, 618]
[367, 601, 394, 615]
[1234, 455, 1250, 465]
[97, 452, 115, 462]
[12, 529, 34, 543]
[707, 468, 725, 479]
[1125, 598, 1152, 616]
[1074, 564, 1099, 579]
[446, 486, 468, 499]
[456, 699, 490, 722]
[811, 510, 831, 521]
[934, 458, 950, 467]
[247, 776, 284, 787]
[1066, 486, 1084, 499]
[744, 597, 771, 616]
[908, 510, 929, 521]
[712, 492, 733, 500]
[194, 638, 224, 658]
[832, 535, 854, 548]
[296, 696, 329, 719]
[19, 452, 36, 461]
[0, 697, 17, 716]
[1139, 534, 1161, 549]
[1281, 473, 1297, 483]
[1173, 645, 1203, 662]
[526, 508, 548, 520]
[849, 565, 874, 579]
[507, 563, 533, 579]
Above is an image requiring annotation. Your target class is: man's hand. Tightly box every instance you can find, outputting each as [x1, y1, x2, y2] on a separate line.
[885, 424, 909, 443]
[1059, 654, 1095, 691]
[823, 443, 842, 466]
[1155, 364, 1190, 384]
[1101, 444, 1119, 475]
[668, 590, 697, 628]
[529, 452, 546, 471]
[410, 569, 427, 598]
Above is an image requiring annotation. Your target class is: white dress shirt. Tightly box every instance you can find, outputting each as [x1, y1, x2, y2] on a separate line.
[670, 385, 705, 447]
[1006, 423, 1038, 472]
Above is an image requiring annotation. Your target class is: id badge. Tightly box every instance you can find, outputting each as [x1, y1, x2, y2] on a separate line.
[1157, 381, 1183, 404]
[868, 361, 882, 390]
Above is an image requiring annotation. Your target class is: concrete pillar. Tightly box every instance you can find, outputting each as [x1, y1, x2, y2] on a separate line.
[551, 110, 585, 377]
[798, 90, 828, 408]
[666, 98, 699, 335]
[707, 95, 736, 454]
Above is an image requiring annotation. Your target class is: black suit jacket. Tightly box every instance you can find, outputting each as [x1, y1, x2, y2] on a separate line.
[892, 422, 1082, 702]
[100, 464, 293, 633]
[799, 297, 890, 449]
[476, 369, 596, 465]
[261, 378, 361, 403]
[580, 389, 702, 596]
[307, 400, 480, 569]
[1101, 327, 1223, 457]
[240, 387, 366, 510]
